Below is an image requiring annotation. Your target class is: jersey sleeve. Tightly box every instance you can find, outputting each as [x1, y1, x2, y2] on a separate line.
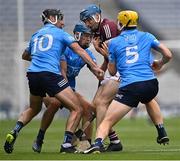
[147, 33, 160, 48]
[62, 31, 76, 46]
[108, 40, 116, 63]
[100, 20, 119, 41]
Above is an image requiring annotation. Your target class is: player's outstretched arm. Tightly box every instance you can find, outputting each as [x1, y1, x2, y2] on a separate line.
[157, 43, 172, 64]
[152, 43, 172, 71]
[70, 42, 104, 78]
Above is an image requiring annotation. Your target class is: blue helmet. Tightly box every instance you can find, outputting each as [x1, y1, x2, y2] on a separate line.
[73, 22, 92, 34]
[73, 22, 92, 41]
[80, 4, 101, 22]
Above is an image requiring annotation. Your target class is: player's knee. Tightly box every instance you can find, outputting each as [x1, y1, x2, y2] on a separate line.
[46, 105, 59, 115]
[71, 106, 82, 119]
[49, 99, 61, 108]
[74, 105, 83, 115]
[75, 106, 83, 116]
[51, 101, 60, 107]
[93, 97, 100, 107]
[83, 107, 93, 119]
[93, 97, 107, 107]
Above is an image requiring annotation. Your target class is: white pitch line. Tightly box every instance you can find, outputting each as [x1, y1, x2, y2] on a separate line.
[129, 149, 180, 152]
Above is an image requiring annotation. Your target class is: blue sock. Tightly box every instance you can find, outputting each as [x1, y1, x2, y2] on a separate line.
[13, 121, 24, 133]
[37, 129, 45, 141]
[155, 124, 167, 138]
[94, 138, 103, 147]
[63, 131, 73, 144]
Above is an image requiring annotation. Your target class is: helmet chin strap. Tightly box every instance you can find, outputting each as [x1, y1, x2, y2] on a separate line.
[117, 21, 123, 31]
[74, 32, 82, 41]
[42, 13, 58, 25]
[47, 15, 58, 25]
[92, 14, 101, 23]
[117, 20, 131, 32]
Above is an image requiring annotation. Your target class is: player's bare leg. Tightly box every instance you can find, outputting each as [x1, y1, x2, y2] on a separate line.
[146, 99, 169, 145]
[33, 91, 94, 153]
[92, 79, 123, 151]
[72, 92, 94, 151]
[41, 97, 60, 131]
[32, 97, 60, 153]
[84, 101, 131, 154]
[55, 86, 82, 153]
[55, 87, 82, 132]
[75, 92, 94, 143]
[4, 94, 43, 153]
[34, 87, 84, 154]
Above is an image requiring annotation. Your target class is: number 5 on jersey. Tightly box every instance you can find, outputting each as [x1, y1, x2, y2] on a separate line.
[126, 45, 139, 64]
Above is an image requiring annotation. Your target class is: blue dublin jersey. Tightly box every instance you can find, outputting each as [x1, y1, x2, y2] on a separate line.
[61, 47, 96, 89]
[108, 29, 160, 87]
[26, 23, 75, 74]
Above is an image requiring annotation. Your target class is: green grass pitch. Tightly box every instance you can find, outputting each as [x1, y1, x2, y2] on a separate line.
[0, 117, 180, 160]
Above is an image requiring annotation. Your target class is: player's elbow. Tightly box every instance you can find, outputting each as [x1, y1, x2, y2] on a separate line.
[22, 50, 31, 61]
[108, 67, 116, 76]
[109, 70, 116, 76]
[166, 50, 173, 60]
[162, 48, 173, 64]
[159, 43, 173, 61]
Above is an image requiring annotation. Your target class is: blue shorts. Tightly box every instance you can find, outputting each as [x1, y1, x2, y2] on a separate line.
[67, 77, 76, 91]
[27, 72, 69, 97]
[114, 79, 159, 107]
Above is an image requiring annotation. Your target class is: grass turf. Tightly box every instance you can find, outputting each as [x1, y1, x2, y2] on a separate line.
[0, 117, 180, 160]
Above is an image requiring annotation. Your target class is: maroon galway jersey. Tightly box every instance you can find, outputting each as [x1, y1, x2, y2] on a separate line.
[94, 18, 119, 42]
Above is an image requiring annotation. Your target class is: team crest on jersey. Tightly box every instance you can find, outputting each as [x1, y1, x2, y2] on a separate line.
[125, 34, 136, 42]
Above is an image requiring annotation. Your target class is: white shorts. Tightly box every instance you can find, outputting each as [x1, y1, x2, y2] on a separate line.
[101, 73, 120, 85]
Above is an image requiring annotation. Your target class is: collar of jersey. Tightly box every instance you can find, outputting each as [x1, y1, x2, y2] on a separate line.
[121, 29, 138, 35]
[45, 23, 56, 27]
